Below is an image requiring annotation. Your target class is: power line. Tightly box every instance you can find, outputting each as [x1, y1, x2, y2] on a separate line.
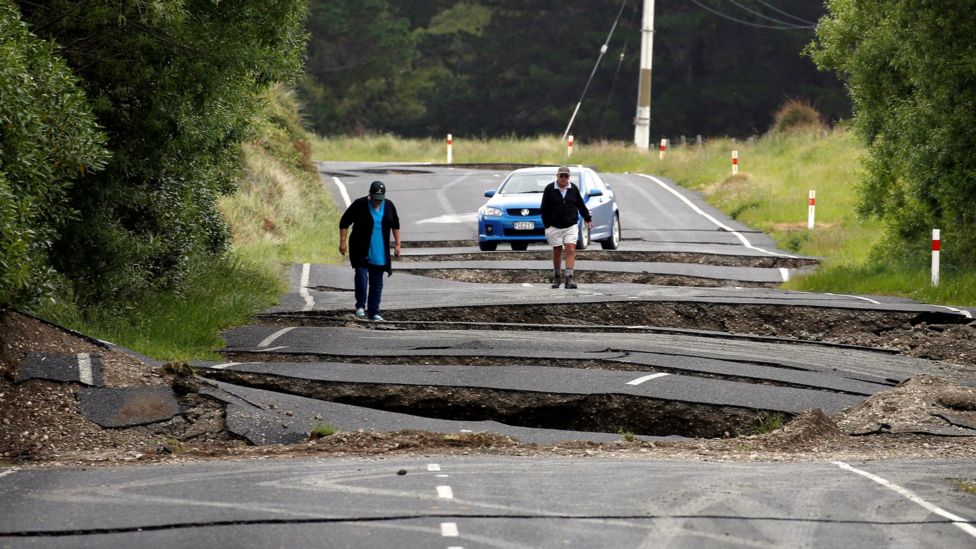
[726, 0, 813, 27]
[688, 0, 814, 30]
[753, 0, 817, 26]
[562, 0, 630, 140]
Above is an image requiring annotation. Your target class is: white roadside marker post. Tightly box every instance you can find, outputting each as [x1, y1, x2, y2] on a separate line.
[932, 229, 941, 287]
[807, 190, 816, 230]
[659, 138, 667, 160]
[447, 133, 453, 164]
[567, 134, 574, 158]
[731, 150, 739, 175]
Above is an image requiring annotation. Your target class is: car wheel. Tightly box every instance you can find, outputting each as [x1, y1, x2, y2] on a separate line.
[510, 242, 529, 251]
[577, 222, 590, 250]
[479, 241, 498, 251]
[600, 213, 620, 250]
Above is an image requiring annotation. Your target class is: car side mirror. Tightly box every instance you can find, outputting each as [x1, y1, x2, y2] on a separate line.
[588, 188, 603, 197]
[484, 190, 496, 198]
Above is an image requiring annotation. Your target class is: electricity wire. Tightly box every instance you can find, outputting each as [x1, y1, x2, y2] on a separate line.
[753, 0, 817, 26]
[688, 0, 815, 30]
[725, 0, 813, 27]
[562, 0, 629, 140]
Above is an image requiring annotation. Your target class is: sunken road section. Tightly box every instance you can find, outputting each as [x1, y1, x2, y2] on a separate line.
[399, 250, 817, 269]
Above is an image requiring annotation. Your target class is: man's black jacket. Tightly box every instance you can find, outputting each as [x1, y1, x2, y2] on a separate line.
[540, 182, 591, 229]
[339, 197, 400, 274]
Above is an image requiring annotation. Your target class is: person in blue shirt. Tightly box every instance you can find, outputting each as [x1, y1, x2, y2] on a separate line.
[338, 181, 401, 321]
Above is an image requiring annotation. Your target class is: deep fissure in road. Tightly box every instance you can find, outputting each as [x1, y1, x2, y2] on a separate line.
[399, 250, 817, 269]
[200, 370, 785, 438]
[392, 269, 776, 287]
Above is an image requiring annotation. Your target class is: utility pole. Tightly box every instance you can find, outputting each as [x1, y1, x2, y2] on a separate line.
[633, 0, 655, 150]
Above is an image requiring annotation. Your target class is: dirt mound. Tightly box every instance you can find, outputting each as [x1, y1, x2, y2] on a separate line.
[834, 374, 976, 436]
[763, 409, 845, 448]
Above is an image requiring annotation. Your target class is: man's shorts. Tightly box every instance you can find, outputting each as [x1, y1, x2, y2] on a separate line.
[545, 225, 578, 247]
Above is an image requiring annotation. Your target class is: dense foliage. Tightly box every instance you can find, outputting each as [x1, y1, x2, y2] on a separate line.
[301, 0, 847, 139]
[0, 2, 108, 307]
[810, 0, 976, 267]
[12, 0, 308, 305]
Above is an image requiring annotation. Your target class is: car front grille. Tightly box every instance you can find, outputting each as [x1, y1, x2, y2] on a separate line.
[506, 208, 541, 216]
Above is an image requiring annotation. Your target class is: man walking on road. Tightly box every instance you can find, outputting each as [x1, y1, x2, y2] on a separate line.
[339, 180, 401, 321]
[540, 165, 592, 289]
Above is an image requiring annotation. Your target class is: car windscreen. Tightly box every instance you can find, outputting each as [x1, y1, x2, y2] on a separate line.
[499, 173, 578, 194]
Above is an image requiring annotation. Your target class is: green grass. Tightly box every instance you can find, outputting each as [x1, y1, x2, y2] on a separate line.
[310, 423, 340, 439]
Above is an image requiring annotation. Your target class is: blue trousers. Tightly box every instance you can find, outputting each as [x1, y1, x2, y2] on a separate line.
[354, 265, 385, 317]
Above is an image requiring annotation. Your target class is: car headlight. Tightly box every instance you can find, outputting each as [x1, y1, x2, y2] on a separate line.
[481, 206, 503, 217]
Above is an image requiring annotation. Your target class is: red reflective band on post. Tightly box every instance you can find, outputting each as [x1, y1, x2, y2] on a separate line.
[447, 138, 452, 145]
[732, 158, 738, 165]
[933, 239, 941, 251]
[809, 197, 815, 206]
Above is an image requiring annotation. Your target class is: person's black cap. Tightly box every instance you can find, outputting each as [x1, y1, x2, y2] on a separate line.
[369, 180, 386, 201]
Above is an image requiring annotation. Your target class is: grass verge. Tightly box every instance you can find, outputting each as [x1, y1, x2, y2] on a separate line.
[37, 85, 342, 360]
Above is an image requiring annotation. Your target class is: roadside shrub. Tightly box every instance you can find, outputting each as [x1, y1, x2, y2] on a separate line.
[0, 3, 108, 307]
[770, 99, 826, 134]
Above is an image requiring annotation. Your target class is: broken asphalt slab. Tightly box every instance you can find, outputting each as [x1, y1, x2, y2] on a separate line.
[16, 352, 103, 387]
[200, 378, 669, 444]
[76, 386, 181, 428]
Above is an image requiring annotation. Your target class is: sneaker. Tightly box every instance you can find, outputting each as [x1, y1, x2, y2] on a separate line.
[551, 274, 561, 288]
[564, 275, 577, 289]
[370, 314, 384, 321]
[354, 308, 366, 318]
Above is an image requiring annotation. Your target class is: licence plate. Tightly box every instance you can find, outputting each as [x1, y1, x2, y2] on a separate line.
[513, 221, 535, 230]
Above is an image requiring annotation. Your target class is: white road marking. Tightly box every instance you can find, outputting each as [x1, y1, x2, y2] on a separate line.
[332, 176, 351, 208]
[209, 362, 242, 370]
[936, 305, 973, 319]
[300, 263, 314, 312]
[257, 346, 288, 352]
[626, 373, 670, 385]
[832, 461, 976, 538]
[521, 283, 533, 287]
[427, 464, 441, 472]
[437, 485, 454, 499]
[0, 469, 15, 480]
[436, 474, 449, 478]
[825, 292, 882, 305]
[636, 174, 797, 258]
[435, 173, 469, 217]
[417, 213, 479, 224]
[77, 353, 93, 385]
[441, 522, 460, 537]
[779, 268, 790, 282]
[258, 327, 294, 348]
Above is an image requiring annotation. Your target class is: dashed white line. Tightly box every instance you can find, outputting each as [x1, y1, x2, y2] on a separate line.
[440, 522, 459, 537]
[437, 485, 454, 499]
[436, 474, 449, 478]
[300, 263, 314, 312]
[332, 176, 352, 208]
[779, 268, 790, 282]
[427, 464, 441, 472]
[832, 461, 976, 538]
[825, 292, 882, 305]
[209, 362, 242, 370]
[258, 327, 295, 348]
[635, 174, 796, 258]
[626, 373, 670, 386]
[77, 353, 93, 385]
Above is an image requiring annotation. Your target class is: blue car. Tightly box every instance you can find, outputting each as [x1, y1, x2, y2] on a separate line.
[478, 166, 621, 251]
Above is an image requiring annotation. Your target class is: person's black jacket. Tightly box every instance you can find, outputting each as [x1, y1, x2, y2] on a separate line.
[339, 197, 400, 275]
[540, 182, 591, 229]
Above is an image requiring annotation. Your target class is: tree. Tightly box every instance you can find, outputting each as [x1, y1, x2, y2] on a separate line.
[810, 0, 976, 267]
[0, 1, 108, 307]
[15, 0, 308, 304]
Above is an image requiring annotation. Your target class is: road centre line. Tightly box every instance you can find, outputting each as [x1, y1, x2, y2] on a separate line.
[258, 327, 294, 348]
[427, 464, 441, 472]
[636, 174, 796, 258]
[626, 373, 670, 385]
[779, 268, 790, 282]
[331, 176, 351, 208]
[825, 292, 882, 305]
[437, 485, 454, 499]
[441, 522, 459, 537]
[209, 362, 242, 370]
[77, 353, 93, 385]
[300, 263, 314, 312]
[832, 461, 976, 538]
